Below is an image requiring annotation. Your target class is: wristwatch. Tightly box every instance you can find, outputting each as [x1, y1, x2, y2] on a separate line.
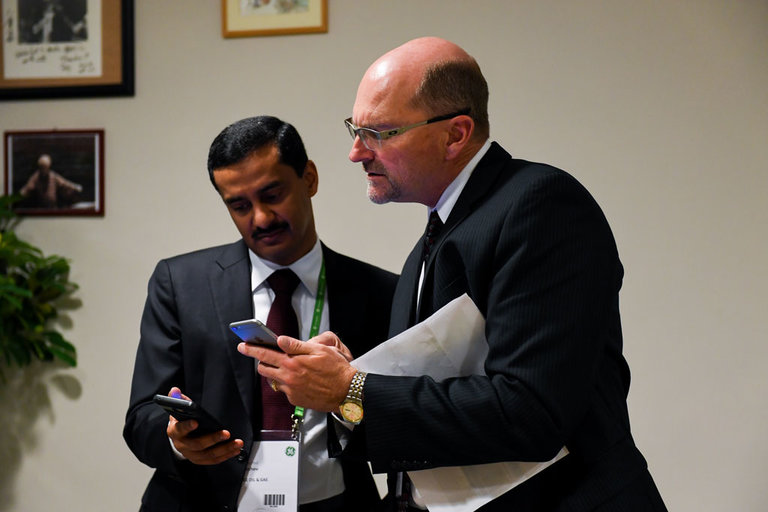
[339, 371, 367, 424]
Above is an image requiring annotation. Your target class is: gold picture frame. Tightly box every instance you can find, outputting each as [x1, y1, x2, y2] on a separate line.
[222, 0, 327, 38]
[0, 0, 134, 101]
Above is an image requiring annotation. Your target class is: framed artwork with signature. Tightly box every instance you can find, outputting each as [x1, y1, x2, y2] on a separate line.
[222, 0, 327, 38]
[4, 129, 104, 216]
[0, 0, 134, 100]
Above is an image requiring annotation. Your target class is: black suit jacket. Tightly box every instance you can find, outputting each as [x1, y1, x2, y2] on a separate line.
[124, 241, 397, 512]
[363, 143, 665, 511]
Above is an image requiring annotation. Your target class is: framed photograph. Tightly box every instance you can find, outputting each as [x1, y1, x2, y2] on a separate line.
[4, 129, 104, 216]
[222, 0, 327, 38]
[0, 0, 134, 100]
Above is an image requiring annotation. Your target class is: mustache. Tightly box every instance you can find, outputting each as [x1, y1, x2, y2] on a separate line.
[251, 222, 289, 239]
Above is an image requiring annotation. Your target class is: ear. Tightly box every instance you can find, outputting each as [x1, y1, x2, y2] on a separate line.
[444, 115, 475, 161]
[303, 160, 319, 197]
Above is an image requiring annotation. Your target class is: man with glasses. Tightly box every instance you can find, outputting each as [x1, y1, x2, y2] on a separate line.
[241, 38, 667, 511]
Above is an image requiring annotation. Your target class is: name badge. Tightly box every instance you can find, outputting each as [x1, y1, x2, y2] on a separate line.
[238, 431, 300, 512]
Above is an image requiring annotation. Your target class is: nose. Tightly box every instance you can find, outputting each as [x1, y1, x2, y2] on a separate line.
[251, 203, 274, 228]
[348, 135, 374, 163]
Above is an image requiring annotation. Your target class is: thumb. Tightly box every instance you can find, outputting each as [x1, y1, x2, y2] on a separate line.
[310, 331, 340, 347]
[277, 335, 310, 355]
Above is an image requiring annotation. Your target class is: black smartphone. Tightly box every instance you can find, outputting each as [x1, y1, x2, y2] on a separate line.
[229, 318, 281, 350]
[153, 395, 226, 437]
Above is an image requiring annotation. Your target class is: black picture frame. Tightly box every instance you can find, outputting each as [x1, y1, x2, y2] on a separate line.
[0, 0, 134, 100]
[4, 129, 105, 216]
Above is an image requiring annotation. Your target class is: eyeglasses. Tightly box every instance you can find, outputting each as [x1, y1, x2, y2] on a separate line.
[344, 108, 470, 151]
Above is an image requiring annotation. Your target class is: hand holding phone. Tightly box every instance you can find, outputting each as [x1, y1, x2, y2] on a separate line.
[153, 394, 226, 437]
[229, 318, 281, 350]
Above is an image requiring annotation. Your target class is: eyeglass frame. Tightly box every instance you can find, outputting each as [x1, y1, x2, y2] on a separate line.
[344, 108, 471, 150]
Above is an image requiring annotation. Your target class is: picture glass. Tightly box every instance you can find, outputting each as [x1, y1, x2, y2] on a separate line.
[5, 130, 104, 216]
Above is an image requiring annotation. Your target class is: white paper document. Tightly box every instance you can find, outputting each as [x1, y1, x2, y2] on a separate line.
[352, 294, 568, 512]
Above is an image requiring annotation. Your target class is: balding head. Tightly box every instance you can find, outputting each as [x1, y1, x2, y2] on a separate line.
[37, 154, 52, 174]
[383, 36, 474, 68]
[357, 37, 489, 141]
[348, 38, 490, 207]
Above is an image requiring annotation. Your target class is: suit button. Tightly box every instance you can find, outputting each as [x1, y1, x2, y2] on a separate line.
[237, 448, 247, 462]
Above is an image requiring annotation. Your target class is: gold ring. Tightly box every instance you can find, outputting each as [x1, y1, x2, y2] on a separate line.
[270, 380, 279, 392]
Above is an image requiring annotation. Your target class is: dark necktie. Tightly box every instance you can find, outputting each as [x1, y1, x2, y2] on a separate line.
[415, 210, 443, 322]
[260, 268, 300, 431]
[421, 210, 443, 264]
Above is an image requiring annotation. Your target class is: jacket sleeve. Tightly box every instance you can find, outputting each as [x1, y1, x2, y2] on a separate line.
[123, 259, 190, 476]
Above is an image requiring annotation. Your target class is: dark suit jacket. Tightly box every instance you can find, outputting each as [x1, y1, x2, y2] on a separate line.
[124, 241, 397, 512]
[362, 143, 665, 511]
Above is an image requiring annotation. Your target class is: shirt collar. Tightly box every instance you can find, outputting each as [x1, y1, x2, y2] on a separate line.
[248, 239, 323, 296]
[431, 139, 492, 223]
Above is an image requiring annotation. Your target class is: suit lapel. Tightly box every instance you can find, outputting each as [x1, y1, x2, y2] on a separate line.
[444, 142, 510, 235]
[209, 240, 257, 423]
[390, 243, 422, 335]
[418, 142, 512, 319]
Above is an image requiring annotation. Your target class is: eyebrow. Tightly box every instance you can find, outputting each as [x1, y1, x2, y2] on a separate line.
[359, 117, 397, 130]
[223, 181, 283, 205]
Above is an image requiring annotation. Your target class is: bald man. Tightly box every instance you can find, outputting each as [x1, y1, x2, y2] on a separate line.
[240, 37, 667, 511]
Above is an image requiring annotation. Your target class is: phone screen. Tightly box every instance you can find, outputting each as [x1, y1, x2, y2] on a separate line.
[229, 319, 280, 349]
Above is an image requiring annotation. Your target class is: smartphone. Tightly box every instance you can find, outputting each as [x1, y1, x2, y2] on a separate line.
[229, 318, 280, 350]
[153, 394, 226, 437]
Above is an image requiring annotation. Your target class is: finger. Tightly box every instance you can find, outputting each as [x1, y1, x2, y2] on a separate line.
[336, 343, 354, 362]
[310, 331, 339, 347]
[277, 335, 313, 355]
[167, 387, 191, 400]
[190, 438, 244, 466]
[255, 361, 278, 381]
[173, 428, 231, 452]
[168, 417, 199, 439]
[238, 342, 284, 366]
[307, 332, 353, 360]
[179, 432, 241, 465]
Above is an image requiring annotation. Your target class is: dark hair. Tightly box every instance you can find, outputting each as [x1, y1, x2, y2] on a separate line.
[207, 116, 308, 190]
[410, 60, 490, 140]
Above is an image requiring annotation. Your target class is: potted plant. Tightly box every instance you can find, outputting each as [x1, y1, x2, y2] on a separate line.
[0, 195, 78, 383]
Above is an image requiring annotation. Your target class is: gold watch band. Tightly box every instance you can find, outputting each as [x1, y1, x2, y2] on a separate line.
[346, 371, 367, 402]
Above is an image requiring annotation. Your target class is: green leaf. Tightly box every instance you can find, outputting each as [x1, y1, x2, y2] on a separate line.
[45, 330, 76, 352]
[48, 345, 77, 367]
[0, 193, 80, 383]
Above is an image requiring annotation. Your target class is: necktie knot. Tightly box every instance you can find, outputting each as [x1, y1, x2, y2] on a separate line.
[422, 210, 443, 262]
[267, 268, 300, 297]
[265, 268, 300, 338]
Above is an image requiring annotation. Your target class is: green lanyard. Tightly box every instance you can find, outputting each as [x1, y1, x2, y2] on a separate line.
[290, 258, 326, 435]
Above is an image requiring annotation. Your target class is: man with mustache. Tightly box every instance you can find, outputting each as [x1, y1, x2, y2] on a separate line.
[124, 116, 397, 511]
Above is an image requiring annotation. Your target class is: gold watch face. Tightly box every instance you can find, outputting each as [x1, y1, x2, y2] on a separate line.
[340, 401, 363, 423]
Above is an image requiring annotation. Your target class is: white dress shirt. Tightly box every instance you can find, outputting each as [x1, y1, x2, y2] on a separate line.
[248, 239, 344, 505]
[417, 139, 492, 303]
